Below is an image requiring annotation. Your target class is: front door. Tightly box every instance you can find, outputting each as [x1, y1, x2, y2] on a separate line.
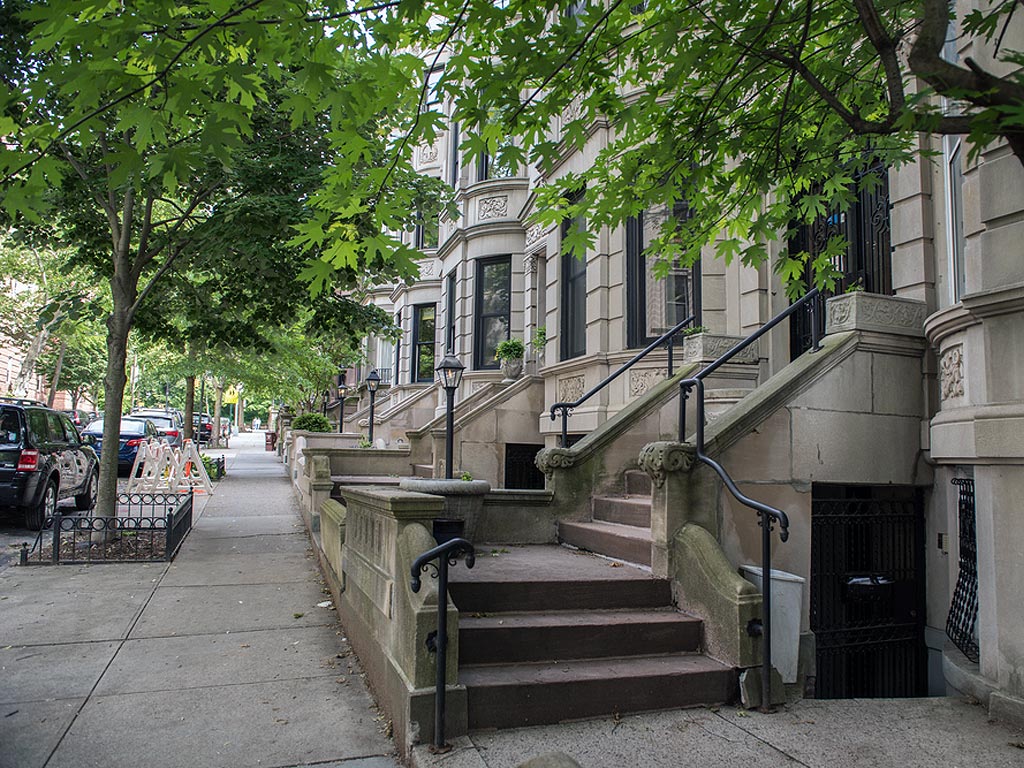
[810, 484, 927, 698]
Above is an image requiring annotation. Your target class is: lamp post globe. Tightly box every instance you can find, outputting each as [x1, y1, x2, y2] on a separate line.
[435, 355, 465, 479]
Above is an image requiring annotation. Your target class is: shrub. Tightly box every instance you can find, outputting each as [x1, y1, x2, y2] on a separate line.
[291, 413, 331, 432]
[494, 338, 525, 361]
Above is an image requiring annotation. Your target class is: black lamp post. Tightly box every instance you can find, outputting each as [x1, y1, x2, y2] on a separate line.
[365, 370, 381, 445]
[435, 354, 465, 479]
[322, 390, 330, 417]
[337, 384, 348, 433]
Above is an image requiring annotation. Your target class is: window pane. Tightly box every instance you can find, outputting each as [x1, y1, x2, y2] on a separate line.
[417, 345, 435, 382]
[482, 261, 511, 314]
[480, 316, 510, 364]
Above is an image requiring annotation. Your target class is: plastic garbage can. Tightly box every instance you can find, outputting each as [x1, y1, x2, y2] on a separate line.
[739, 565, 805, 684]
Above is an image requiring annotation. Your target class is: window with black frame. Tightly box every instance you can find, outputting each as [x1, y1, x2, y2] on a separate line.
[414, 212, 439, 250]
[626, 200, 700, 348]
[446, 270, 457, 353]
[561, 193, 587, 360]
[474, 256, 511, 369]
[412, 305, 436, 383]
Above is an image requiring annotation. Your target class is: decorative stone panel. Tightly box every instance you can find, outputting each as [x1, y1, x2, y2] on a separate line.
[629, 368, 667, 397]
[525, 223, 549, 247]
[557, 374, 586, 403]
[419, 143, 439, 164]
[478, 195, 509, 220]
[825, 292, 927, 337]
[940, 344, 965, 400]
[682, 333, 759, 366]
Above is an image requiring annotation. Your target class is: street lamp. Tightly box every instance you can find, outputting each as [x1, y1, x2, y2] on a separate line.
[337, 383, 348, 433]
[365, 370, 381, 445]
[435, 354, 465, 479]
[322, 390, 330, 417]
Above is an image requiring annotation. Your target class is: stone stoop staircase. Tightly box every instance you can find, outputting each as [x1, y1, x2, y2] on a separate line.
[559, 469, 655, 566]
[448, 546, 736, 729]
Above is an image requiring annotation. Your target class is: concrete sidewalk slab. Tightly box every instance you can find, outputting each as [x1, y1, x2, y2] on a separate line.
[0, 641, 119, 703]
[192, 514, 305, 537]
[0, 570, 159, 645]
[129, 581, 333, 638]
[160, 551, 317, 586]
[179, 531, 309, 557]
[94, 623, 349, 695]
[47, 677, 392, 768]
[0, 698, 84, 768]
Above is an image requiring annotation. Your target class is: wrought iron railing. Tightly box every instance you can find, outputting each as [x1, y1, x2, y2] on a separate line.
[550, 314, 695, 447]
[947, 478, 979, 662]
[20, 491, 194, 565]
[410, 537, 475, 753]
[677, 288, 820, 711]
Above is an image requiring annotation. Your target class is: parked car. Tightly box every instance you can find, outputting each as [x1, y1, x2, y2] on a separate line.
[0, 397, 100, 530]
[192, 413, 214, 444]
[81, 417, 159, 476]
[130, 408, 184, 448]
[61, 408, 95, 433]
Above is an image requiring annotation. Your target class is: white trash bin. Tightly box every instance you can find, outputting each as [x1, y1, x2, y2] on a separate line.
[739, 565, 805, 684]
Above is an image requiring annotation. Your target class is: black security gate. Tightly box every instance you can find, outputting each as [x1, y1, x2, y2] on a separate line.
[790, 161, 893, 359]
[810, 484, 926, 698]
[946, 478, 979, 661]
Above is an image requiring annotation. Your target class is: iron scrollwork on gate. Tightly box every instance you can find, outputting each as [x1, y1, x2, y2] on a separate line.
[946, 478, 979, 662]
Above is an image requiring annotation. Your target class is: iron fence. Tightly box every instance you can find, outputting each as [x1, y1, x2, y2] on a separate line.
[20, 491, 194, 566]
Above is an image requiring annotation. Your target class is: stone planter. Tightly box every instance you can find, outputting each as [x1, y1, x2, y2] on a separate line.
[499, 358, 523, 381]
[682, 332, 759, 366]
[825, 292, 927, 337]
[398, 478, 492, 543]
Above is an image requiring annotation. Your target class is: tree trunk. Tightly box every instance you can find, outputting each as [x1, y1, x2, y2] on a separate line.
[212, 382, 224, 448]
[95, 303, 131, 519]
[10, 326, 52, 398]
[184, 374, 195, 442]
[46, 339, 67, 407]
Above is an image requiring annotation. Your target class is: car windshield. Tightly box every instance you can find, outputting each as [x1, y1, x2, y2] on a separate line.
[0, 407, 23, 447]
[146, 416, 174, 429]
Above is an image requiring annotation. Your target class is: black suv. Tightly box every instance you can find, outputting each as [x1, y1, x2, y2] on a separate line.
[0, 397, 100, 530]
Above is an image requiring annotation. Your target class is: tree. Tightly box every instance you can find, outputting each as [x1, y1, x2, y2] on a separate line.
[1, 1, 449, 515]
[36, 323, 107, 410]
[408, 0, 1023, 289]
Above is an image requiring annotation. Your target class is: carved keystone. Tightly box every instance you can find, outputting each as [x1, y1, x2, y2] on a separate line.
[535, 447, 577, 478]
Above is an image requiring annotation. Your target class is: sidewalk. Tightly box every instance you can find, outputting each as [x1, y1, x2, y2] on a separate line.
[0, 432, 399, 768]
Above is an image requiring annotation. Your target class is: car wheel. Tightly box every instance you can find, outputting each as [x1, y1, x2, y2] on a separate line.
[25, 479, 57, 531]
[75, 470, 98, 511]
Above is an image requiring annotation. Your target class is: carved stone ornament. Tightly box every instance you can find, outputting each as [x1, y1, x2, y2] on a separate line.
[683, 334, 759, 365]
[629, 368, 667, 397]
[535, 447, 577, 478]
[420, 143, 439, 164]
[825, 292, 927, 337]
[416, 259, 438, 279]
[523, 253, 539, 274]
[638, 442, 694, 488]
[525, 223, 548, 246]
[479, 195, 509, 220]
[940, 344, 965, 400]
[557, 374, 586, 403]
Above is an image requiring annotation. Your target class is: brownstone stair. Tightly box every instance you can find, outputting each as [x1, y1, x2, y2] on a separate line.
[449, 545, 736, 730]
[559, 469, 655, 565]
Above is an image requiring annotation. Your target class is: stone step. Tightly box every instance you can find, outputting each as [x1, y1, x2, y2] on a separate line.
[461, 654, 736, 729]
[592, 495, 652, 528]
[559, 520, 653, 566]
[624, 469, 652, 496]
[412, 463, 433, 478]
[449, 574, 670, 613]
[459, 609, 701, 665]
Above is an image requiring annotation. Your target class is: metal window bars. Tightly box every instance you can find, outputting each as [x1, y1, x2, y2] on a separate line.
[947, 478, 979, 662]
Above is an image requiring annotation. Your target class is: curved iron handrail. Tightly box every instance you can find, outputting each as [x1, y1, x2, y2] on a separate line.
[677, 287, 820, 712]
[549, 314, 695, 447]
[410, 537, 475, 753]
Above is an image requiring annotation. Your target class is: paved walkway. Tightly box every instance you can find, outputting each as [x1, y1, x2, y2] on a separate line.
[0, 432, 398, 768]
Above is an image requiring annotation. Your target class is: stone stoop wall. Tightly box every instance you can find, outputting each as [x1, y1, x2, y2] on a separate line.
[366, 384, 439, 447]
[643, 294, 930, 686]
[328, 486, 468, 756]
[431, 375, 545, 484]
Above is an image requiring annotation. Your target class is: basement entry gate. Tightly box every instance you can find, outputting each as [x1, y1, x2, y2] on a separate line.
[810, 484, 926, 698]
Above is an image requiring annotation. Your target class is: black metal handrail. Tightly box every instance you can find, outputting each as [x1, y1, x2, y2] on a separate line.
[677, 288, 819, 712]
[410, 537, 475, 753]
[550, 314, 695, 447]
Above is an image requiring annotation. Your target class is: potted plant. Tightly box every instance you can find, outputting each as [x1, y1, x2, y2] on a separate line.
[494, 338, 525, 380]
